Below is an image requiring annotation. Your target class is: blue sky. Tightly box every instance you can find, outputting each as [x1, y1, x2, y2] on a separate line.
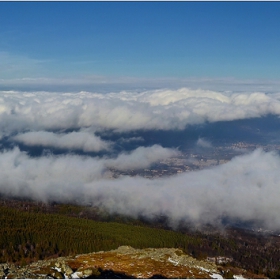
[0, 2, 280, 88]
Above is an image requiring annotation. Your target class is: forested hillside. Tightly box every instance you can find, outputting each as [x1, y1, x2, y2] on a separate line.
[0, 204, 197, 265]
[1, 199, 280, 278]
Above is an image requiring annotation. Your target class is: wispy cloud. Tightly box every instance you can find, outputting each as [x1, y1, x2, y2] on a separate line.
[197, 138, 212, 148]
[1, 52, 280, 93]
[0, 51, 49, 79]
[2, 76, 280, 93]
[105, 145, 179, 171]
[13, 130, 112, 152]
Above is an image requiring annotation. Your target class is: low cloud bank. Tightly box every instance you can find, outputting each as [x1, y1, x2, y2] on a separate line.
[1, 148, 280, 231]
[13, 130, 112, 152]
[105, 145, 179, 171]
[1, 89, 280, 139]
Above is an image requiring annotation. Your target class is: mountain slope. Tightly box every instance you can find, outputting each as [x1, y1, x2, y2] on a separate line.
[1, 246, 264, 279]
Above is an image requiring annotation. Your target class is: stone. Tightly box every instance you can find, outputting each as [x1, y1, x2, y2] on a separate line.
[61, 263, 73, 276]
[0, 247, 252, 279]
[52, 270, 65, 279]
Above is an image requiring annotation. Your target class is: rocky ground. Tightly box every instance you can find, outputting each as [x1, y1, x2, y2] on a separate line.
[0, 246, 260, 279]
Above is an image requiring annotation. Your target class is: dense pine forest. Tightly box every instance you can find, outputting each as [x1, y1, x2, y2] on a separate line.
[0, 200, 199, 265]
[1, 198, 280, 278]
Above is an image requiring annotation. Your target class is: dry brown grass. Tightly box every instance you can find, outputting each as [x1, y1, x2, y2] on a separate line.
[66, 249, 214, 278]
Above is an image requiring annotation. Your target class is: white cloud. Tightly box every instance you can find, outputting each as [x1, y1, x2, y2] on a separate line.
[105, 145, 179, 171]
[13, 130, 112, 152]
[1, 148, 280, 230]
[197, 138, 212, 148]
[117, 136, 144, 143]
[1, 88, 280, 137]
[2, 58, 280, 234]
[1, 87, 280, 231]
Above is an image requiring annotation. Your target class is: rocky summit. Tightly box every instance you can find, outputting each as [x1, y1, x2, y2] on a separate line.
[0, 246, 257, 279]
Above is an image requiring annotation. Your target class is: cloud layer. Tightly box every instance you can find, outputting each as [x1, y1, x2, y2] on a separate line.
[13, 130, 112, 152]
[1, 148, 280, 230]
[1, 88, 280, 139]
[1, 88, 280, 231]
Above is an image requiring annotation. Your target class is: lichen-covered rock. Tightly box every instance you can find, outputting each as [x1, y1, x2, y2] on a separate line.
[52, 270, 65, 279]
[61, 263, 73, 276]
[75, 266, 100, 278]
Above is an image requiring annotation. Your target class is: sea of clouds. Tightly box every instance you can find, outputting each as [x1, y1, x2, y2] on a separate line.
[1, 88, 280, 135]
[1, 87, 280, 230]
